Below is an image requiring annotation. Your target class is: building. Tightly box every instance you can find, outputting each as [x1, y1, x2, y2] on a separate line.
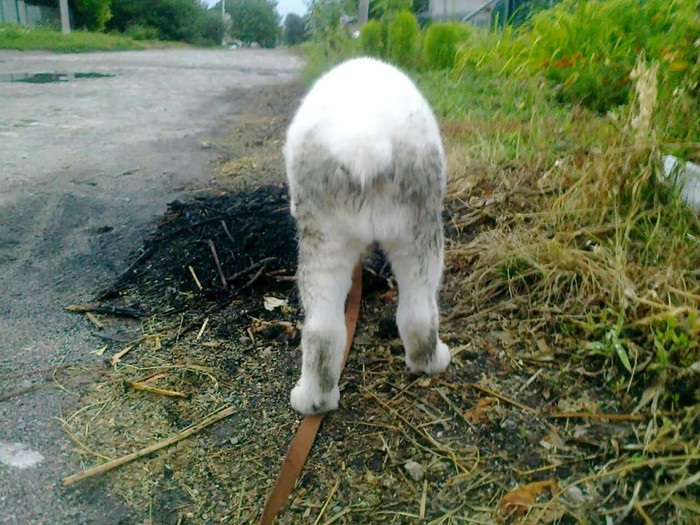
[0, 0, 62, 27]
[429, 0, 558, 27]
[429, 0, 495, 25]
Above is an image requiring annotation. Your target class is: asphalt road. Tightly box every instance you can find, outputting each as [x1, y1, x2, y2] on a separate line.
[0, 48, 302, 525]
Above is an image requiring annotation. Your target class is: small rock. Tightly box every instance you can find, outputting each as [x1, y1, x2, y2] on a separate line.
[200, 141, 212, 149]
[565, 485, 585, 504]
[417, 377, 432, 388]
[229, 437, 239, 446]
[404, 460, 424, 481]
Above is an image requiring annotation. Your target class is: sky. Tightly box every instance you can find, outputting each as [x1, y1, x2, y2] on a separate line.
[202, 0, 308, 21]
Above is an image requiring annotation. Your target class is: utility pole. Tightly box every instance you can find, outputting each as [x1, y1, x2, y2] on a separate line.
[359, 0, 369, 26]
[221, 0, 227, 46]
[59, 0, 70, 34]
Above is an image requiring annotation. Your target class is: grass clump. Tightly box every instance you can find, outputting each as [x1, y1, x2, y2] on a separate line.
[299, 32, 360, 85]
[386, 11, 419, 69]
[0, 23, 144, 52]
[359, 19, 384, 58]
[422, 22, 468, 70]
[123, 24, 160, 41]
[446, 54, 699, 398]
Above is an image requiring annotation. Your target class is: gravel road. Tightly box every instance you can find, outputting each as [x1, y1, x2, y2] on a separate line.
[0, 48, 302, 525]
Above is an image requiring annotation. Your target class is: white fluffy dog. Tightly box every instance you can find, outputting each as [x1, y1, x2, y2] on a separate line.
[284, 58, 450, 415]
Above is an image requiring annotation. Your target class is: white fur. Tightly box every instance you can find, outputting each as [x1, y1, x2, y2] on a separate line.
[284, 58, 450, 415]
[284, 57, 444, 188]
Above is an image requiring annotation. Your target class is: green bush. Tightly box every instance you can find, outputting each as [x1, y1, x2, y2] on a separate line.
[109, 0, 223, 45]
[526, 0, 700, 113]
[0, 23, 143, 51]
[360, 19, 384, 58]
[423, 22, 468, 70]
[71, 0, 112, 32]
[387, 10, 419, 68]
[124, 24, 159, 41]
[454, 0, 699, 145]
[198, 10, 225, 46]
[300, 33, 361, 85]
[227, 0, 280, 48]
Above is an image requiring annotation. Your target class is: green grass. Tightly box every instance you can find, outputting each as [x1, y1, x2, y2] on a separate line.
[0, 24, 145, 52]
[454, 0, 700, 149]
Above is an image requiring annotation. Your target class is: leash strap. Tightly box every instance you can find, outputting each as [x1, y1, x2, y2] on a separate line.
[260, 262, 363, 525]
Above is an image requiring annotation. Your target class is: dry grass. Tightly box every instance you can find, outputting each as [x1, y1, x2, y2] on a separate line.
[442, 58, 700, 522]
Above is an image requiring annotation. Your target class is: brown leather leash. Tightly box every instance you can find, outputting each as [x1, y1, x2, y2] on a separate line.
[260, 262, 363, 525]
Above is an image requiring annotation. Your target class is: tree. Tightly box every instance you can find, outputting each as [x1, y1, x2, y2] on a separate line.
[306, 0, 355, 39]
[108, 0, 223, 45]
[283, 13, 307, 46]
[70, 0, 112, 31]
[369, 0, 411, 21]
[226, 0, 280, 48]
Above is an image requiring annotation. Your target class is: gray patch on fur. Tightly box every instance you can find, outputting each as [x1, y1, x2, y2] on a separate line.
[310, 401, 324, 414]
[289, 136, 446, 230]
[316, 340, 336, 393]
[304, 331, 337, 393]
[408, 328, 438, 367]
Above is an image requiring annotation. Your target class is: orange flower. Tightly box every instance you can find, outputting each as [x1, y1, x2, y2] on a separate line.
[554, 56, 569, 68]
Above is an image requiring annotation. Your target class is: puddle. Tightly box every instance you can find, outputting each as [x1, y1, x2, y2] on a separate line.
[0, 72, 115, 83]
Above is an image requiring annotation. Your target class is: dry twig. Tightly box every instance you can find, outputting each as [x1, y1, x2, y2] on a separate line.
[63, 404, 238, 487]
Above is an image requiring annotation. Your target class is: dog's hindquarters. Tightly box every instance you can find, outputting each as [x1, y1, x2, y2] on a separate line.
[284, 58, 450, 415]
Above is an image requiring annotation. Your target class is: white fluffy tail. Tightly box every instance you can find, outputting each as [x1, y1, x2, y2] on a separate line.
[324, 123, 393, 185]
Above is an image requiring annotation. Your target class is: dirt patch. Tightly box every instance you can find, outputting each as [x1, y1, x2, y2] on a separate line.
[211, 83, 306, 189]
[60, 82, 697, 524]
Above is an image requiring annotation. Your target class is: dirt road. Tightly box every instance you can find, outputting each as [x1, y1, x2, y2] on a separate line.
[0, 48, 302, 525]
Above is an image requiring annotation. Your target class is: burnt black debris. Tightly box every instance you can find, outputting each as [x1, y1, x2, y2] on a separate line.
[98, 184, 298, 309]
[98, 183, 392, 313]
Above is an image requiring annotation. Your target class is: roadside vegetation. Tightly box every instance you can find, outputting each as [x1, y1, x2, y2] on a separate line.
[0, 0, 285, 51]
[0, 22, 145, 51]
[300, 0, 700, 521]
[106, 0, 225, 46]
